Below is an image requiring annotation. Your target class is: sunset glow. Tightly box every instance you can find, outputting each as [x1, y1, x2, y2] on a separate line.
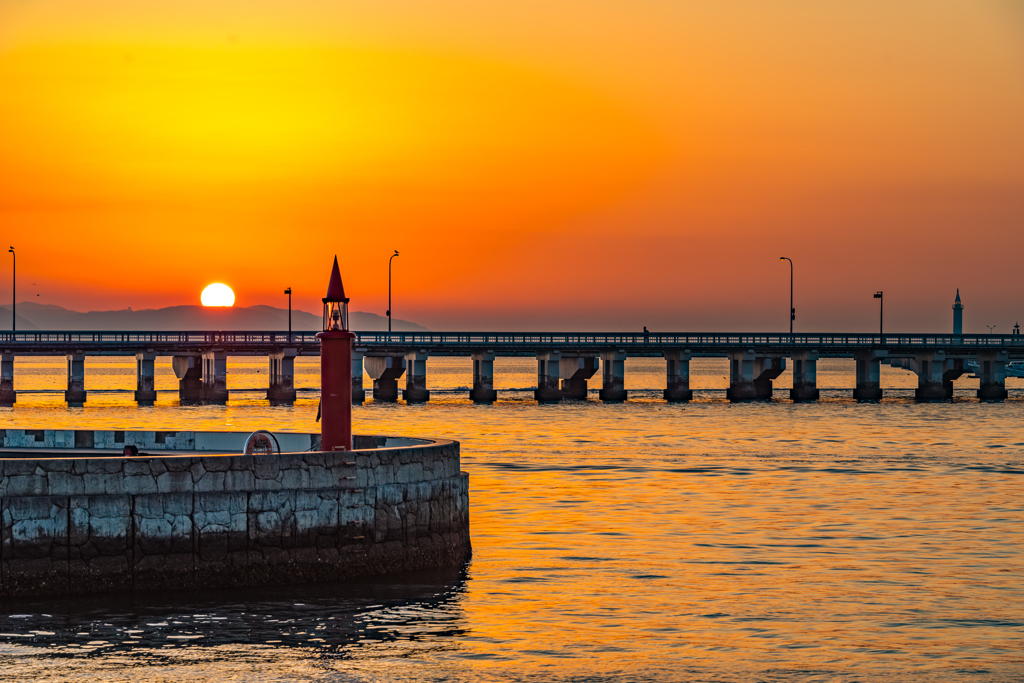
[201, 283, 235, 307]
[1, 1, 1022, 330]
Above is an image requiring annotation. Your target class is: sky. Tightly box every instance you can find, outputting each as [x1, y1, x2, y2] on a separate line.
[1, 1, 1022, 332]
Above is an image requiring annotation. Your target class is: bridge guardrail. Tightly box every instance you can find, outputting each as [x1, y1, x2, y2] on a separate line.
[348, 332, 1024, 349]
[0, 331, 1021, 351]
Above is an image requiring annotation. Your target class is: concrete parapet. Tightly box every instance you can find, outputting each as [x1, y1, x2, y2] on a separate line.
[172, 356, 203, 403]
[535, 352, 563, 403]
[365, 355, 406, 402]
[790, 350, 819, 402]
[267, 348, 297, 405]
[977, 350, 1009, 401]
[403, 351, 430, 403]
[0, 353, 14, 407]
[663, 350, 692, 402]
[352, 349, 366, 405]
[0, 436, 469, 597]
[599, 350, 627, 402]
[913, 351, 947, 401]
[202, 350, 229, 404]
[65, 352, 86, 406]
[853, 349, 887, 401]
[470, 351, 498, 404]
[560, 354, 598, 400]
[135, 352, 157, 404]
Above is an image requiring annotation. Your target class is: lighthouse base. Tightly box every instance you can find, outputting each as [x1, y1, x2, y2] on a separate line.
[0, 432, 469, 597]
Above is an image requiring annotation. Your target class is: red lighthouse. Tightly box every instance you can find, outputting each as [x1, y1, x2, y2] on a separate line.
[317, 256, 355, 451]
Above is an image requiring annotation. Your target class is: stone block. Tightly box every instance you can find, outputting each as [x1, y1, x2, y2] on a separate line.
[295, 490, 340, 553]
[6, 475, 47, 497]
[194, 470, 226, 492]
[69, 495, 132, 593]
[133, 493, 194, 590]
[194, 492, 248, 587]
[200, 456, 233, 473]
[124, 474, 159, 495]
[224, 470, 255, 491]
[83, 473, 125, 495]
[254, 455, 281, 482]
[85, 459, 124, 475]
[2, 496, 70, 596]
[247, 491, 295, 582]
[157, 471, 193, 493]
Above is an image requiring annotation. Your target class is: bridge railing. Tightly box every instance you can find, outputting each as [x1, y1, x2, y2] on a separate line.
[0, 331, 1021, 350]
[0, 331, 322, 345]
[349, 331, 1024, 349]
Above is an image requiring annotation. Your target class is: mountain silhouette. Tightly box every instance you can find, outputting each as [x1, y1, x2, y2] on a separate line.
[0, 302, 429, 332]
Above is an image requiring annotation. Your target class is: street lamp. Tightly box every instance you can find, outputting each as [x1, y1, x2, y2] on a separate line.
[7, 247, 13, 332]
[779, 257, 793, 334]
[284, 287, 292, 340]
[986, 325, 997, 334]
[387, 250, 399, 332]
[874, 291, 883, 337]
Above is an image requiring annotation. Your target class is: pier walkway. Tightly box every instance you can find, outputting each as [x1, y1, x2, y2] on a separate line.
[1, 330, 1021, 405]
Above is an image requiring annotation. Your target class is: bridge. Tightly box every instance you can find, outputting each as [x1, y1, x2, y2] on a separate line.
[0, 330, 1021, 406]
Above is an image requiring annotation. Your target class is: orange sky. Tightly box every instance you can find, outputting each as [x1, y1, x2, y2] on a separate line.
[1, 1, 1022, 332]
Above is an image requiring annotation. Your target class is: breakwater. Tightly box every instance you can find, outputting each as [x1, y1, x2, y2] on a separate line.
[0, 430, 469, 597]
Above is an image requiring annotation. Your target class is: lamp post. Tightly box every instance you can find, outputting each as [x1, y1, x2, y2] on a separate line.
[986, 325, 997, 334]
[387, 250, 399, 332]
[874, 291, 883, 337]
[779, 257, 793, 333]
[7, 247, 13, 332]
[284, 287, 292, 341]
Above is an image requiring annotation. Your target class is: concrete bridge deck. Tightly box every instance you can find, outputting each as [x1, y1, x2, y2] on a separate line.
[0, 330, 1022, 356]
[0, 330, 1021, 406]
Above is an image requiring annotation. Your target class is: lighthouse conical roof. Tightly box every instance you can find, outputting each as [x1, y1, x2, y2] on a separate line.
[955, 288, 961, 303]
[324, 256, 348, 302]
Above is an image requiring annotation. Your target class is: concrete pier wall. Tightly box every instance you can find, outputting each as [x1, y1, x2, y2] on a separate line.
[470, 351, 497, 404]
[0, 435, 469, 598]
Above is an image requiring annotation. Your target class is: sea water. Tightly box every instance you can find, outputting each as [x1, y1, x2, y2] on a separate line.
[0, 357, 1021, 681]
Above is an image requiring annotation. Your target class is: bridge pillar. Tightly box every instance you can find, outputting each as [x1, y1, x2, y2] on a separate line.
[913, 351, 946, 401]
[403, 351, 430, 403]
[65, 352, 86, 406]
[535, 352, 563, 403]
[0, 352, 15, 406]
[853, 350, 887, 401]
[470, 351, 498, 403]
[172, 356, 203, 403]
[753, 356, 786, 399]
[202, 350, 229, 404]
[560, 354, 599, 400]
[663, 351, 692, 402]
[790, 351, 820, 402]
[352, 348, 366, 405]
[599, 350, 628, 402]
[941, 358, 965, 399]
[365, 355, 406, 402]
[976, 351, 1008, 401]
[727, 350, 756, 401]
[267, 348, 297, 405]
[134, 352, 157, 404]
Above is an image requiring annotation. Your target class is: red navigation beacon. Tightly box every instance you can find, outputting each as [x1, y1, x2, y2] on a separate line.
[317, 256, 355, 451]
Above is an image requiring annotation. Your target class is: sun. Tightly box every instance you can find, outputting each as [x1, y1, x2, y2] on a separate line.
[201, 283, 235, 307]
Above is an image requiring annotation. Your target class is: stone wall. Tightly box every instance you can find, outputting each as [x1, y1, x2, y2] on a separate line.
[0, 439, 470, 597]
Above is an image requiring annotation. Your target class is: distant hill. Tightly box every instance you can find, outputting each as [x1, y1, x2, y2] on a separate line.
[0, 303, 429, 332]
